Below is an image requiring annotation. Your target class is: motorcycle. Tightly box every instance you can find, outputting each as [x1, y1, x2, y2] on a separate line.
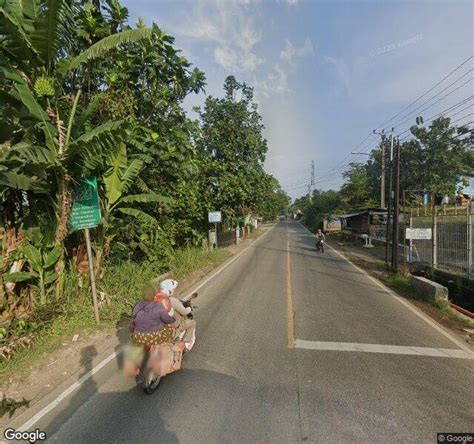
[132, 293, 198, 394]
[315, 238, 325, 253]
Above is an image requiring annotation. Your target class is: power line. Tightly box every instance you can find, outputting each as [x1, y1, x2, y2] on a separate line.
[378, 55, 473, 131]
[390, 75, 473, 131]
[398, 115, 473, 143]
[289, 56, 474, 197]
[397, 95, 473, 137]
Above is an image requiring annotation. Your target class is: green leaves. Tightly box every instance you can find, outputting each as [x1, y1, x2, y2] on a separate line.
[117, 207, 156, 224]
[8, 243, 65, 304]
[44, 245, 63, 268]
[0, 171, 48, 192]
[66, 27, 153, 71]
[22, 244, 42, 270]
[14, 84, 50, 122]
[121, 193, 171, 205]
[30, 0, 69, 71]
[4, 272, 37, 283]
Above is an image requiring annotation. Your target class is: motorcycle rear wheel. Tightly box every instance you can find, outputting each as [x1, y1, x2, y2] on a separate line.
[141, 367, 162, 394]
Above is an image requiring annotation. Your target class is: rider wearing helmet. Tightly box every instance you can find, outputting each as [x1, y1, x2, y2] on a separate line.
[315, 229, 325, 250]
[316, 229, 325, 241]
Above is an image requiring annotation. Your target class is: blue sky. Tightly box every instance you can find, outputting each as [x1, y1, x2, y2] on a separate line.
[122, 0, 473, 198]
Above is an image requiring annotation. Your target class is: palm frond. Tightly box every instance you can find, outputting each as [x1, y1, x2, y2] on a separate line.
[116, 207, 157, 224]
[103, 143, 128, 207]
[74, 92, 104, 134]
[75, 120, 125, 143]
[135, 176, 152, 193]
[66, 27, 152, 72]
[121, 193, 172, 204]
[8, 142, 60, 168]
[65, 120, 126, 169]
[30, 0, 67, 70]
[120, 158, 143, 195]
[0, 2, 38, 67]
[1, 67, 26, 84]
[0, 171, 48, 192]
[14, 83, 49, 122]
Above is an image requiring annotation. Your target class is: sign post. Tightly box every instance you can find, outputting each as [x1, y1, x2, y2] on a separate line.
[70, 177, 101, 324]
[208, 211, 222, 248]
[405, 228, 432, 240]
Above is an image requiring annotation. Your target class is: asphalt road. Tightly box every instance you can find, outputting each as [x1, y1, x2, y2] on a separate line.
[28, 222, 474, 443]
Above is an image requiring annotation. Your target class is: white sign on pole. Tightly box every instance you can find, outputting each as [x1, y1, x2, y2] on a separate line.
[208, 211, 222, 223]
[406, 228, 432, 240]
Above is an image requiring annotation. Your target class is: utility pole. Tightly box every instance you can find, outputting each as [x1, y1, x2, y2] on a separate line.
[385, 134, 394, 265]
[310, 160, 315, 198]
[373, 129, 392, 209]
[391, 137, 401, 270]
[381, 139, 386, 209]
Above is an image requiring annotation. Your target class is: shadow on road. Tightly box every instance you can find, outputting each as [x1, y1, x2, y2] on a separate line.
[43, 341, 179, 443]
[42, 364, 301, 443]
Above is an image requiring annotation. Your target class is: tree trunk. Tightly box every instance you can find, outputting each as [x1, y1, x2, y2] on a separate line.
[55, 173, 72, 244]
[47, 106, 70, 245]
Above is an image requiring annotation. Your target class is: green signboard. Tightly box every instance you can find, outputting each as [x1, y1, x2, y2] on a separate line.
[70, 177, 101, 231]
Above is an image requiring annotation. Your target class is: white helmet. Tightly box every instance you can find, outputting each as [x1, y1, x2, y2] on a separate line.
[160, 279, 178, 296]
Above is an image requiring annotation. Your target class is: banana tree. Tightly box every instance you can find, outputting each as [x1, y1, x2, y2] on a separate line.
[4, 244, 63, 305]
[93, 143, 171, 272]
[0, 0, 154, 244]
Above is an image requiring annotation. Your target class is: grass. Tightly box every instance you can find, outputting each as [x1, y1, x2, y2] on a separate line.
[0, 246, 232, 380]
[374, 266, 473, 328]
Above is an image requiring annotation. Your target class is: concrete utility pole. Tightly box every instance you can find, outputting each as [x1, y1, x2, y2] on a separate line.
[385, 134, 394, 265]
[310, 160, 315, 198]
[391, 137, 401, 270]
[373, 128, 393, 209]
[381, 139, 386, 209]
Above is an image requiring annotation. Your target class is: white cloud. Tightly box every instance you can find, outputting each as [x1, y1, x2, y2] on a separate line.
[280, 38, 313, 63]
[167, 0, 263, 73]
[286, 0, 299, 5]
[257, 64, 290, 97]
[214, 46, 264, 72]
[323, 56, 351, 91]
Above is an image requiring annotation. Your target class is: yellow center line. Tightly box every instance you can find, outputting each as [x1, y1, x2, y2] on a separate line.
[287, 237, 295, 348]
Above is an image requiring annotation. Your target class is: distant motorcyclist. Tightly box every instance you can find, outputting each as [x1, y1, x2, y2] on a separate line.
[315, 229, 325, 252]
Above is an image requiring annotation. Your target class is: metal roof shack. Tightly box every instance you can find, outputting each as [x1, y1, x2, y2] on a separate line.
[337, 208, 387, 237]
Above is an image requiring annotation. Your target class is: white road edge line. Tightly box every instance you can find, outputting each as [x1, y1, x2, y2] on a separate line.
[18, 350, 119, 432]
[17, 225, 275, 432]
[297, 223, 474, 355]
[294, 339, 474, 359]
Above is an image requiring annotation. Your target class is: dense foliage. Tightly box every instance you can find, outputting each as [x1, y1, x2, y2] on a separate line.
[292, 117, 473, 230]
[0, 0, 288, 332]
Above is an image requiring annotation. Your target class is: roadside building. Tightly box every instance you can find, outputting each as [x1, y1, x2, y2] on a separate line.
[337, 208, 387, 240]
[322, 216, 342, 233]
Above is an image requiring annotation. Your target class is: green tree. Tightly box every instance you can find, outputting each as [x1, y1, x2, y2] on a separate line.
[197, 76, 268, 226]
[0, 0, 153, 244]
[399, 117, 473, 197]
[340, 163, 377, 208]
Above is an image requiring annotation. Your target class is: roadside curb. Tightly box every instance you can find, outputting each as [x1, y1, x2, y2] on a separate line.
[2, 224, 275, 434]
